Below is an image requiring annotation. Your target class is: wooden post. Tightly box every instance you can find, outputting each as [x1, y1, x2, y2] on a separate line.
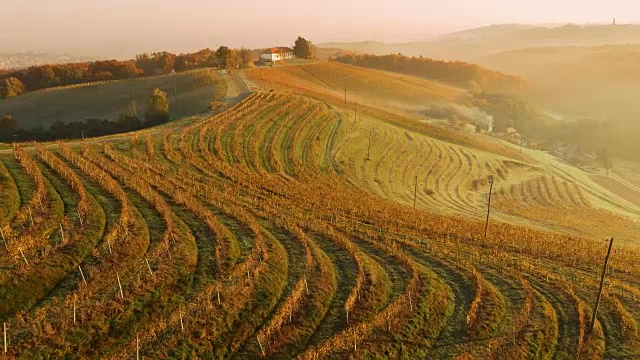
[73, 297, 77, 324]
[79, 266, 87, 286]
[590, 238, 614, 334]
[257, 335, 266, 357]
[413, 175, 418, 209]
[28, 206, 34, 227]
[117, 272, 124, 299]
[77, 209, 84, 227]
[179, 309, 184, 331]
[1, 228, 7, 251]
[354, 101, 357, 124]
[136, 334, 140, 360]
[107, 240, 112, 254]
[60, 223, 65, 244]
[145, 259, 153, 276]
[408, 291, 413, 312]
[3, 321, 6, 354]
[484, 176, 494, 239]
[344, 84, 347, 104]
[353, 327, 357, 352]
[19, 249, 28, 265]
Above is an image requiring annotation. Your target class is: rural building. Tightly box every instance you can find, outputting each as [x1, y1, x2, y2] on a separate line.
[260, 47, 295, 62]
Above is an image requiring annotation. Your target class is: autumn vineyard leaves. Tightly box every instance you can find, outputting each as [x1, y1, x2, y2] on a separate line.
[1, 89, 640, 359]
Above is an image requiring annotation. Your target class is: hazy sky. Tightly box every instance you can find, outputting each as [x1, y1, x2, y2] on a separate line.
[2, 0, 638, 56]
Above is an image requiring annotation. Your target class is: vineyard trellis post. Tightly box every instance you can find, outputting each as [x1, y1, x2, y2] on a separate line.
[60, 223, 65, 245]
[117, 272, 124, 298]
[484, 175, 494, 239]
[257, 335, 266, 357]
[414, 175, 418, 209]
[19, 249, 28, 265]
[79, 266, 87, 286]
[589, 237, 614, 334]
[1, 227, 6, 251]
[354, 101, 357, 124]
[146, 258, 153, 276]
[28, 206, 34, 227]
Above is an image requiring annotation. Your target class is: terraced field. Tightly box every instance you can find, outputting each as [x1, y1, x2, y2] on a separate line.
[1, 72, 640, 359]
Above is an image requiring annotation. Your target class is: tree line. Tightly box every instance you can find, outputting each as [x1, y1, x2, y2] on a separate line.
[1, 36, 317, 100]
[0, 47, 252, 99]
[0, 36, 316, 143]
[333, 53, 526, 94]
[0, 88, 170, 142]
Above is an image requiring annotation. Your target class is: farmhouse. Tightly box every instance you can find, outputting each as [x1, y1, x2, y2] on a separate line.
[260, 47, 295, 62]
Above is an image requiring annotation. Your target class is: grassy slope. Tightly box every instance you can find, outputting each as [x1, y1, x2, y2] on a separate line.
[250, 61, 463, 109]
[248, 63, 640, 243]
[0, 72, 639, 358]
[247, 62, 532, 163]
[0, 68, 225, 130]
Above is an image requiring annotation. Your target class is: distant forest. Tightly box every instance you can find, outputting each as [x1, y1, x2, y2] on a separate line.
[0, 48, 248, 99]
[333, 54, 526, 94]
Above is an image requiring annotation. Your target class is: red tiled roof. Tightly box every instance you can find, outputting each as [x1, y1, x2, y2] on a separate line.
[261, 47, 293, 55]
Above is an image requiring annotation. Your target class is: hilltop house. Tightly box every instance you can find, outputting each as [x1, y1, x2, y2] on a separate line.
[260, 47, 295, 62]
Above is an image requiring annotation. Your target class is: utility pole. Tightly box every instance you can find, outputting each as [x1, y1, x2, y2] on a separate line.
[344, 83, 347, 104]
[484, 175, 494, 238]
[590, 238, 614, 334]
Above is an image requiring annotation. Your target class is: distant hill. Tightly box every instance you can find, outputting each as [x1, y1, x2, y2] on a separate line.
[0, 68, 224, 130]
[478, 44, 640, 159]
[319, 24, 640, 61]
[333, 53, 525, 94]
[0, 52, 94, 70]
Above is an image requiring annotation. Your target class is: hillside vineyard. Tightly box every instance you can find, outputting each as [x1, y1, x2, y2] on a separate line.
[1, 88, 640, 359]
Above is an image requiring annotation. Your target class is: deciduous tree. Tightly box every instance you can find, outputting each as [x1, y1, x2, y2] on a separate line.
[294, 36, 316, 59]
[144, 88, 170, 126]
[216, 46, 239, 69]
[238, 48, 252, 66]
[1, 77, 26, 98]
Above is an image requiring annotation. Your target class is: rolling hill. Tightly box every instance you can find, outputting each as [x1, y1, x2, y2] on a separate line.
[478, 44, 640, 159]
[0, 68, 225, 130]
[321, 24, 640, 61]
[0, 65, 639, 359]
